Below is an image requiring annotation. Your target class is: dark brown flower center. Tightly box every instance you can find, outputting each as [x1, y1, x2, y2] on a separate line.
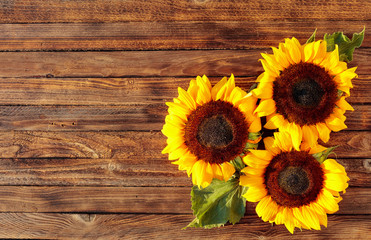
[278, 167, 310, 195]
[197, 115, 234, 148]
[292, 78, 324, 108]
[264, 151, 324, 208]
[273, 62, 337, 126]
[184, 100, 249, 164]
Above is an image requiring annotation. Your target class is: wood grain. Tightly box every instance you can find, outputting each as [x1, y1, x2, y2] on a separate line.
[0, 104, 367, 131]
[0, 77, 368, 105]
[0, 50, 368, 78]
[0, 131, 368, 159]
[0, 186, 368, 214]
[0, 0, 369, 23]
[0, 22, 368, 51]
[0, 213, 369, 239]
[0, 158, 368, 187]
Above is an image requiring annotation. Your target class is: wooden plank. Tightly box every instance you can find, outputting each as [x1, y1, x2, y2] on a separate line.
[0, 22, 368, 51]
[0, 50, 368, 78]
[0, 77, 368, 105]
[0, 158, 368, 187]
[0, 0, 369, 23]
[0, 214, 369, 240]
[0, 131, 368, 159]
[0, 104, 367, 131]
[0, 186, 368, 214]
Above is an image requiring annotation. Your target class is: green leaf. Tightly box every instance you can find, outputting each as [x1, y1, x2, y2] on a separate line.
[312, 146, 338, 164]
[230, 156, 245, 171]
[324, 27, 365, 62]
[306, 29, 317, 44]
[184, 178, 247, 229]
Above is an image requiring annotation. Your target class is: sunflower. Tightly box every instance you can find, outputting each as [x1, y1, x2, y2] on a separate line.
[252, 37, 356, 149]
[162, 75, 261, 188]
[240, 131, 349, 233]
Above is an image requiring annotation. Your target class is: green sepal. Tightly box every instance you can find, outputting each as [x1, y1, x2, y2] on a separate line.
[312, 146, 338, 164]
[324, 27, 365, 62]
[248, 83, 258, 92]
[248, 132, 262, 141]
[337, 89, 344, 98]
[184, 178, 247, 229]
[230, 156, 245, 171]
[243, 132, 262, 151]
[306, 29, 317, 44]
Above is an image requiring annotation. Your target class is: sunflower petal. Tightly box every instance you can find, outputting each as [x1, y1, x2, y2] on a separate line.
[325, 115, 347, 132]
[265, 113, 285, 129]
[336, 97, 354, 111]
[221, 162, 235, 181]
[317, 189, 339, 214]
[302, 125, 318, 147]
[263, 136, 281, 155]
[315, 122, 331, 143]
[254, 99, 276, 117]
[243, 186, 267, 202]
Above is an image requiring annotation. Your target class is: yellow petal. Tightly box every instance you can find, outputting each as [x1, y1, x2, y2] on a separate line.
[261, 53, 283, 71]
[336, 97, 354, 111]
[241, 166, 265, 176]
[317, 189, 339, 214]
[239, 174, 265, 187]
[248, 116, 262, 132]
[242, 154, 270, 168]
[211, 163, 224, 180]
[211, 76, 228, 101]
[302, 125, 318, 147]
[312, 40, 327, 65]
[254, 99, 276, 117]
[315, 122, 331, 143]
[259, 197, 279, 222]
[195, 75, 212, 105]
[324, 173, 349, 192]
[284, 122, 302, 151]
[322, 159, 346, 174]
[304, 41, 315, 62]
[221, 162, 235, 181]
[264, 113, 285, 129]
[260, 59, 279, 77]
[243, 186, 267, 202]
[249, 149, 274, 161]
[263, 137, 281, 155]
[200, 162, 214, 188]
[302, 205, 321, 230]
[283, 208, 296, 234]
[285, 37, 302, 64]
[177, 87, 196, 110]
[272, 46, 290, 69]
[325, 115, 347, 132]
[273, 131, 293, 152]
[252, 82, 273, 99]
[292, 207, 311, 230]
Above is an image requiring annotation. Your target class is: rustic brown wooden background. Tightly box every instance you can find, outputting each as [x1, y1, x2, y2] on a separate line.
[0, 0, 369, 239]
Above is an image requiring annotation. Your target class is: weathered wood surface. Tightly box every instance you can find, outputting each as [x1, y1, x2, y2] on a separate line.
[0, 131, 368, 159]
[0, 50, 369, 78]
[0, 214, 369, 240]
[0, 186, 368, 214]
[0, 77, 368, 105]
[0, 158, 368, 187]
[0, 0, 369, 22]
[0, 104, 367, 131]
[0, 22, 368, 51]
